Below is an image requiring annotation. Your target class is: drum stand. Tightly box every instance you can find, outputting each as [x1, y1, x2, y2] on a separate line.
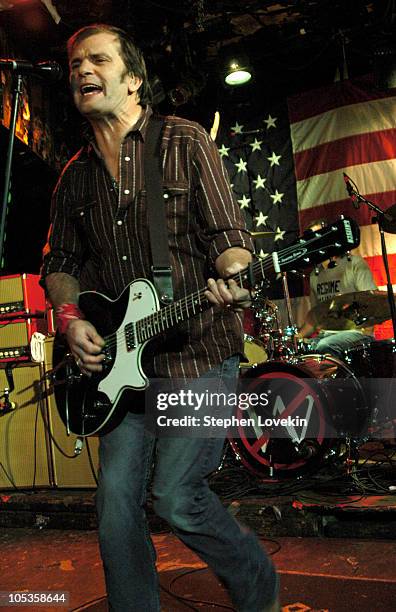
[345, 182, 396, 338]
[271, 272, 299, 360]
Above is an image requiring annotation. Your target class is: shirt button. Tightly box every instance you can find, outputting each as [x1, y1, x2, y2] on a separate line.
[122, 255, 128, 261]
[125, 156, 131, 161]
[124, 189, 130, 195]
[117, 220, 123, 226]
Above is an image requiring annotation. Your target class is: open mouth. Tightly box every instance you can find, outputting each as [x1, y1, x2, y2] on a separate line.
[80, 84, 103, 96]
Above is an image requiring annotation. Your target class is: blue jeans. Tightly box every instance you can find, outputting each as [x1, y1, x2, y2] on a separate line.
[96, 355, 278, 611]
[308, 330, 373, 359]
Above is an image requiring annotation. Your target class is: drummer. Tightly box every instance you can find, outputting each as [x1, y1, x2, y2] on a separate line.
[297, 219, 378, 358]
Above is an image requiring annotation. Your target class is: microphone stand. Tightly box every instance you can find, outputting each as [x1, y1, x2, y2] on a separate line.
[347, 186, 396, 338]
[0, 72, 23, 270]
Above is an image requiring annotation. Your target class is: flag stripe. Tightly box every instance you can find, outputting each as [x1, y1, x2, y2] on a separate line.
[290, 97, 396, 153]
[298, 191, 396, 230]
[297, 159, 396, 210]
[288, 76, 395, 123]
[294, 128, 396, 181]
[355, 225, 396, 259]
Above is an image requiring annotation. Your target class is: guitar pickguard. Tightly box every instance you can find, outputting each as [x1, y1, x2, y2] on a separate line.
[98, 279, 159, 404]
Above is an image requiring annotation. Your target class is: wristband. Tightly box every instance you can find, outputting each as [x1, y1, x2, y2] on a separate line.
[56, 303, 85, 335]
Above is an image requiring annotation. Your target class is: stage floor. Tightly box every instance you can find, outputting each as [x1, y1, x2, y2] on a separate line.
[1, 528, 396, 611]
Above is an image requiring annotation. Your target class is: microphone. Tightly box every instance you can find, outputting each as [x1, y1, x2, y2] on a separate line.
[0, 59, 63, 81]
[343, 172, 360, 209]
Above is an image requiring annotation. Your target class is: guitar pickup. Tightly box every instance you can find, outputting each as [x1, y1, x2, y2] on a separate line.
[125, 322, 136, 351]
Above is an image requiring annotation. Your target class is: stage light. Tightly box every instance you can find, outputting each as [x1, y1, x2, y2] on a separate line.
[220, 46, 252, 87]
[224, 60, 252, 86]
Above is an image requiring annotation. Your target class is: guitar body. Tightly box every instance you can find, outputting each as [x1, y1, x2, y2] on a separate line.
[53, 278, 160, 436]
[51, 217, 360, 437]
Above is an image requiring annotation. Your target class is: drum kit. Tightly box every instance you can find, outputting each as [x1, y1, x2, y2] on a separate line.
[229, 244, 396, 481]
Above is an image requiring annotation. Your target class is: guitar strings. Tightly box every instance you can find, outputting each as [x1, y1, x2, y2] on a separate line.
[100, 226, 346, 352]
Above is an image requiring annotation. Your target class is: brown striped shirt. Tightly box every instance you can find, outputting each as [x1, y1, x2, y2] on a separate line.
[41, 106, 254, 377]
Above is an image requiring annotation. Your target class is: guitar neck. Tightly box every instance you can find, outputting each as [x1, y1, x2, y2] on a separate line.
[135, 256, 278, 343]
[134, 216, 360, 343]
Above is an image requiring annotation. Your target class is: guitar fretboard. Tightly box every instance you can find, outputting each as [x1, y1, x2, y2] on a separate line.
[134, 257, 271, 343]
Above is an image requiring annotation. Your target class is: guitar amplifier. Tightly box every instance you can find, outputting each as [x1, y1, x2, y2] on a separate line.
[0, 273, 46, 316]
[0, 318, 48, 361]
[0, 274, 48, 362]
[0, 362, 51, 489]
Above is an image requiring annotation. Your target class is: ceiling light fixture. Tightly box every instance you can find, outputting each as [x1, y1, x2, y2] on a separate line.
[224, 61, 252, 86]
[220, 45, 253, 87]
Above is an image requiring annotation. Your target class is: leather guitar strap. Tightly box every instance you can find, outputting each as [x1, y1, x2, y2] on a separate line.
[144, 115, 174, 304]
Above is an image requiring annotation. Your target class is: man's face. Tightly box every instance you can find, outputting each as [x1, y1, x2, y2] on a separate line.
[68, 32, 141, 118]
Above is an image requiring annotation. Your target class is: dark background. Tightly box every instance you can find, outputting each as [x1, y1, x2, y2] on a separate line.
[0, 0, 395, 273]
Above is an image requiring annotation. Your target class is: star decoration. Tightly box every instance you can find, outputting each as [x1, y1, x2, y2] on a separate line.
[270, 189, 284, 204]
[235, 158, 248, 173]
[267, 151, 282, 167]
[249, 138, 263, 152]
[237, 195, 251, 210]
[218, 144, 230, 158]
[258, 249, 269, 259]
[255, 212, 269, 227]
[253, 175, 266, 190]
[264, 114, 277, 129]
[231, 122, 244, 134]
[274, 226, 286, 241]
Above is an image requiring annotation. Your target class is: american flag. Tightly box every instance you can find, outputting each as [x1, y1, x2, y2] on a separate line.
[288, 75, 396, 339]
[217, 102, 306, 325]
[218, 77, 396, 338]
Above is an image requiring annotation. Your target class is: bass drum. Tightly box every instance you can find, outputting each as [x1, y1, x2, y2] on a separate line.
[344, 339, 396, 439]
[229, 355, 369, 479]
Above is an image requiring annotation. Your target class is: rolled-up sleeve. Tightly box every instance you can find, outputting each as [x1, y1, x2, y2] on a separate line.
[40, 163, 84, 288]
[191, 125, 254, 267]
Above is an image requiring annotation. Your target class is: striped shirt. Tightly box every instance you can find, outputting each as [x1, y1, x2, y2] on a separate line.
[41, 106, 254, 377]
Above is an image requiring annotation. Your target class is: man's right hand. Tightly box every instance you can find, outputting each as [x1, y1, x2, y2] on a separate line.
[66, 319, 106, 374]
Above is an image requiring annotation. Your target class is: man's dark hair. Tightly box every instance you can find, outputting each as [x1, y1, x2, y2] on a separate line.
[67, 24, 152, 105]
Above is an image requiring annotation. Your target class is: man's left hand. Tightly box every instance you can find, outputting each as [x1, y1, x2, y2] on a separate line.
[205, 277, 252, 312]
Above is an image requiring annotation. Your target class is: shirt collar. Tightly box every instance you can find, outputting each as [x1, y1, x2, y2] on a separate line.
[83, 105, 153, 155]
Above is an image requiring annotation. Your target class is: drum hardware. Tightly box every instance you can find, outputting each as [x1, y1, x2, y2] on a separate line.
[232, 353, 370, 479]
[232, 337, 396, 479]
[269, 272, 300, 360]
[343, 175, 396, 337]
[241, 284, 279, 368]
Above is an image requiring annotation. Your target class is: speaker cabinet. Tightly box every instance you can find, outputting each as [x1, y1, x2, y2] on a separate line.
[0, 273, 46, 315]
[0, 362, 51, 489]
[44, 337, 99, 488]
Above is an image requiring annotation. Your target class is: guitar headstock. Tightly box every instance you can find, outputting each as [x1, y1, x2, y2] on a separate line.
[277, 217, 360, 272]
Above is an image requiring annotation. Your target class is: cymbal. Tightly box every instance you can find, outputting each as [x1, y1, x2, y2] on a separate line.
[308, 290, 392, 329]
[249, 230, 275, 237]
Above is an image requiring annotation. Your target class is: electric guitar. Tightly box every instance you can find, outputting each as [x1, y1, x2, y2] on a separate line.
[52, 217, 360, 436]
